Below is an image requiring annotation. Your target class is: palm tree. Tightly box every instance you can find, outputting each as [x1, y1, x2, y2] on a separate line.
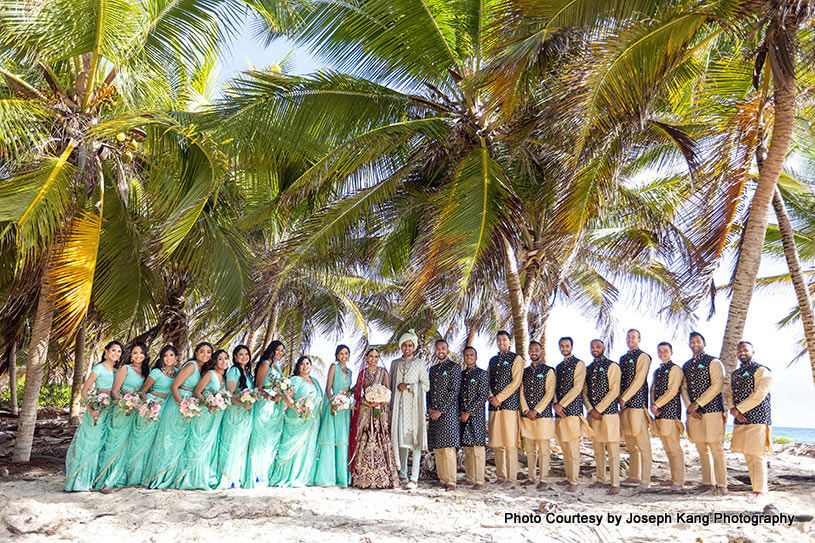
[0, 0, 243, 461]
[490, 0, 814, 374]
[216, 0, 703, 362]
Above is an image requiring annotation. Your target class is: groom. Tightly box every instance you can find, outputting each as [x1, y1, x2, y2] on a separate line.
[390, 329, 429, 489]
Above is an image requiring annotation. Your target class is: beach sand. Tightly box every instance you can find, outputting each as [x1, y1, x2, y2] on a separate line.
[1, 410, 813, 542]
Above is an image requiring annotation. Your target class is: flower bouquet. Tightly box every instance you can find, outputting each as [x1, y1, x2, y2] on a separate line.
[294, 396, 316, 419]
[179, 397, 203, 422]
[118, 392, 142, 416]
[235, 388, 261, 410]
[330, 391, 352, 413]
[81, 389, 113, 425]
[137, 398, 163, 422]
[364, 384, 392, 419]
[203, 390, 230, 413]
[269, 376, 293, 396]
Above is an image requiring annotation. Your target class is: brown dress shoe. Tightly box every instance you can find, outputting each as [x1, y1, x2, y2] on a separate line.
[536, 482, 550, 490]
[472, 484, 485, 490]
[608, 486, 620, 495]
[446, 484, 456, 491]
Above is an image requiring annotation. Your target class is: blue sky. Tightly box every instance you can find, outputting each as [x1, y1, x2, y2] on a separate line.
[214, 19, 814, 429]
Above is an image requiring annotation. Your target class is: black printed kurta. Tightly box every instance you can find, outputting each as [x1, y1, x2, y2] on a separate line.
[427, 360, 462, 449]
[459, 366, 489, 446]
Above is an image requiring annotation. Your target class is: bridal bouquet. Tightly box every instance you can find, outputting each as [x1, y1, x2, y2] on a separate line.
[270, 376, 293, 396]
[330, 391, 352, 412]
[364, 384, 391, 419]
[81, 389, 113, 425]
[179, 397, 203, 421]
[295, 396, 316, 419]
[235, 388, 261, 410]
[203, 390, 230, 412]
[117, 392, 141, 416]
[137, 398, 163, 422]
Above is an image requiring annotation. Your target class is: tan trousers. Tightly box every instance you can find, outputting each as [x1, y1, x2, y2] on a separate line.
[493, 446, 519, 482]
[593, 441, 621, 487]
[525, 439, 550, 483]
[744, 454, 768, 493]
[463, 446, 485, 484]
[558, 438, 581, 484]
[624, 430, 652, 484]
[659, 433, 685, 486]
[695, 441, 727, 487]
[434, 447, 457, 486]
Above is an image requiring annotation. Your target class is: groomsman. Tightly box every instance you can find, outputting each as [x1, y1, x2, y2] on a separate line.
[650, 341, 685, 490]
[427, 339, 462, 491]
[728, 341, 773, 496]
[681, 331, 728, 495]
[584, 339, 622, 495]
[460, 346, 489, 490]
[618, 329, 653, 489]
[553, 337, 588, 493]
[487, 330, 523, 486]
[520, 341, 556, 489]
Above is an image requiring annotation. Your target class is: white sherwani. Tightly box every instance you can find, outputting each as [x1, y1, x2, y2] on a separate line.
[390, 356, 429, 451]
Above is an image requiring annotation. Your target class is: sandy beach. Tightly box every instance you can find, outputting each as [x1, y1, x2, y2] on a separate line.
[1, 410, 813, 542]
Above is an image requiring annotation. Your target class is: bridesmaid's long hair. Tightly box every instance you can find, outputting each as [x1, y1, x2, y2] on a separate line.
[231, 345, 252, 389]
[125, 341, 151, 377]
[202, 349, 228, 375]
[256, 340, 284, 376]
[102, 340, 124, 367]
[293, 355, 311, 377]
[155, 345, 179, 371]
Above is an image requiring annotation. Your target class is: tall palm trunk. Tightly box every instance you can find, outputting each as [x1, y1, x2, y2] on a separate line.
[12, 275, 55, 462]
[465, 327, 477, 347]
[8, 341, 18, 416]
[502, 236, 529, 360]
[69, 319, 88, 424]
[258, 304, 280, 360]
[772, 187, 815, 387]
[718, 48, 796, 379]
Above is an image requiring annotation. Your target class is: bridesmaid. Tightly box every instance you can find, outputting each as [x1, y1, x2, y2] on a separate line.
[64, 341, 123, 491]
[349, 348, 401, 489]
[215, 344, 254, 489]
[177, 348, 229, 489]
[312, 344, 353, 486]
[94, 342, 147, 489]
[270, 355, 324, 487]
[245, 340, 286, 488]
[126, 345, 178, 485]
[144, 341, 211, 489]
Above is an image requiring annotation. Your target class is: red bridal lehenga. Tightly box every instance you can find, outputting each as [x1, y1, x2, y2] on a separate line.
[348, 366, 401, 489]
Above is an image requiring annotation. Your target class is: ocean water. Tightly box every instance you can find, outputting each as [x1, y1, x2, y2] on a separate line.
[726, 425, 815, 444]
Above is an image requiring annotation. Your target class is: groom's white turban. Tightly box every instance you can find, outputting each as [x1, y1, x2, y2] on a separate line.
[398, 329, 418, 348]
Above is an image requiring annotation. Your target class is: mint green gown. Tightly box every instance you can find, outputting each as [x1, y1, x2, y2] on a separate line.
[215, 367, 254, 489]
[245, 361, 285, 488]
[64, 363, 115, 491]
[124, 367, 174, 485]
[94, 365, 144, 489]
[145, 361, 200, 488]
[312, 363, 352, 486]
[270, 375, 324, 487]
[176, 370, 225, 489]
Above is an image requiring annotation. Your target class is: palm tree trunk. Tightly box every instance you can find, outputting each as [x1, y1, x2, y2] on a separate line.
[69, 318, 87, 425]
[12, 275, 55, 462]
[8, 341, 18, 416]
[772, 187, 815, 387]
[502, 236, 529, 361]
[259, 304, 280, 357]
[466, 327, 477, 347]
[718, 53, 796, 379]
